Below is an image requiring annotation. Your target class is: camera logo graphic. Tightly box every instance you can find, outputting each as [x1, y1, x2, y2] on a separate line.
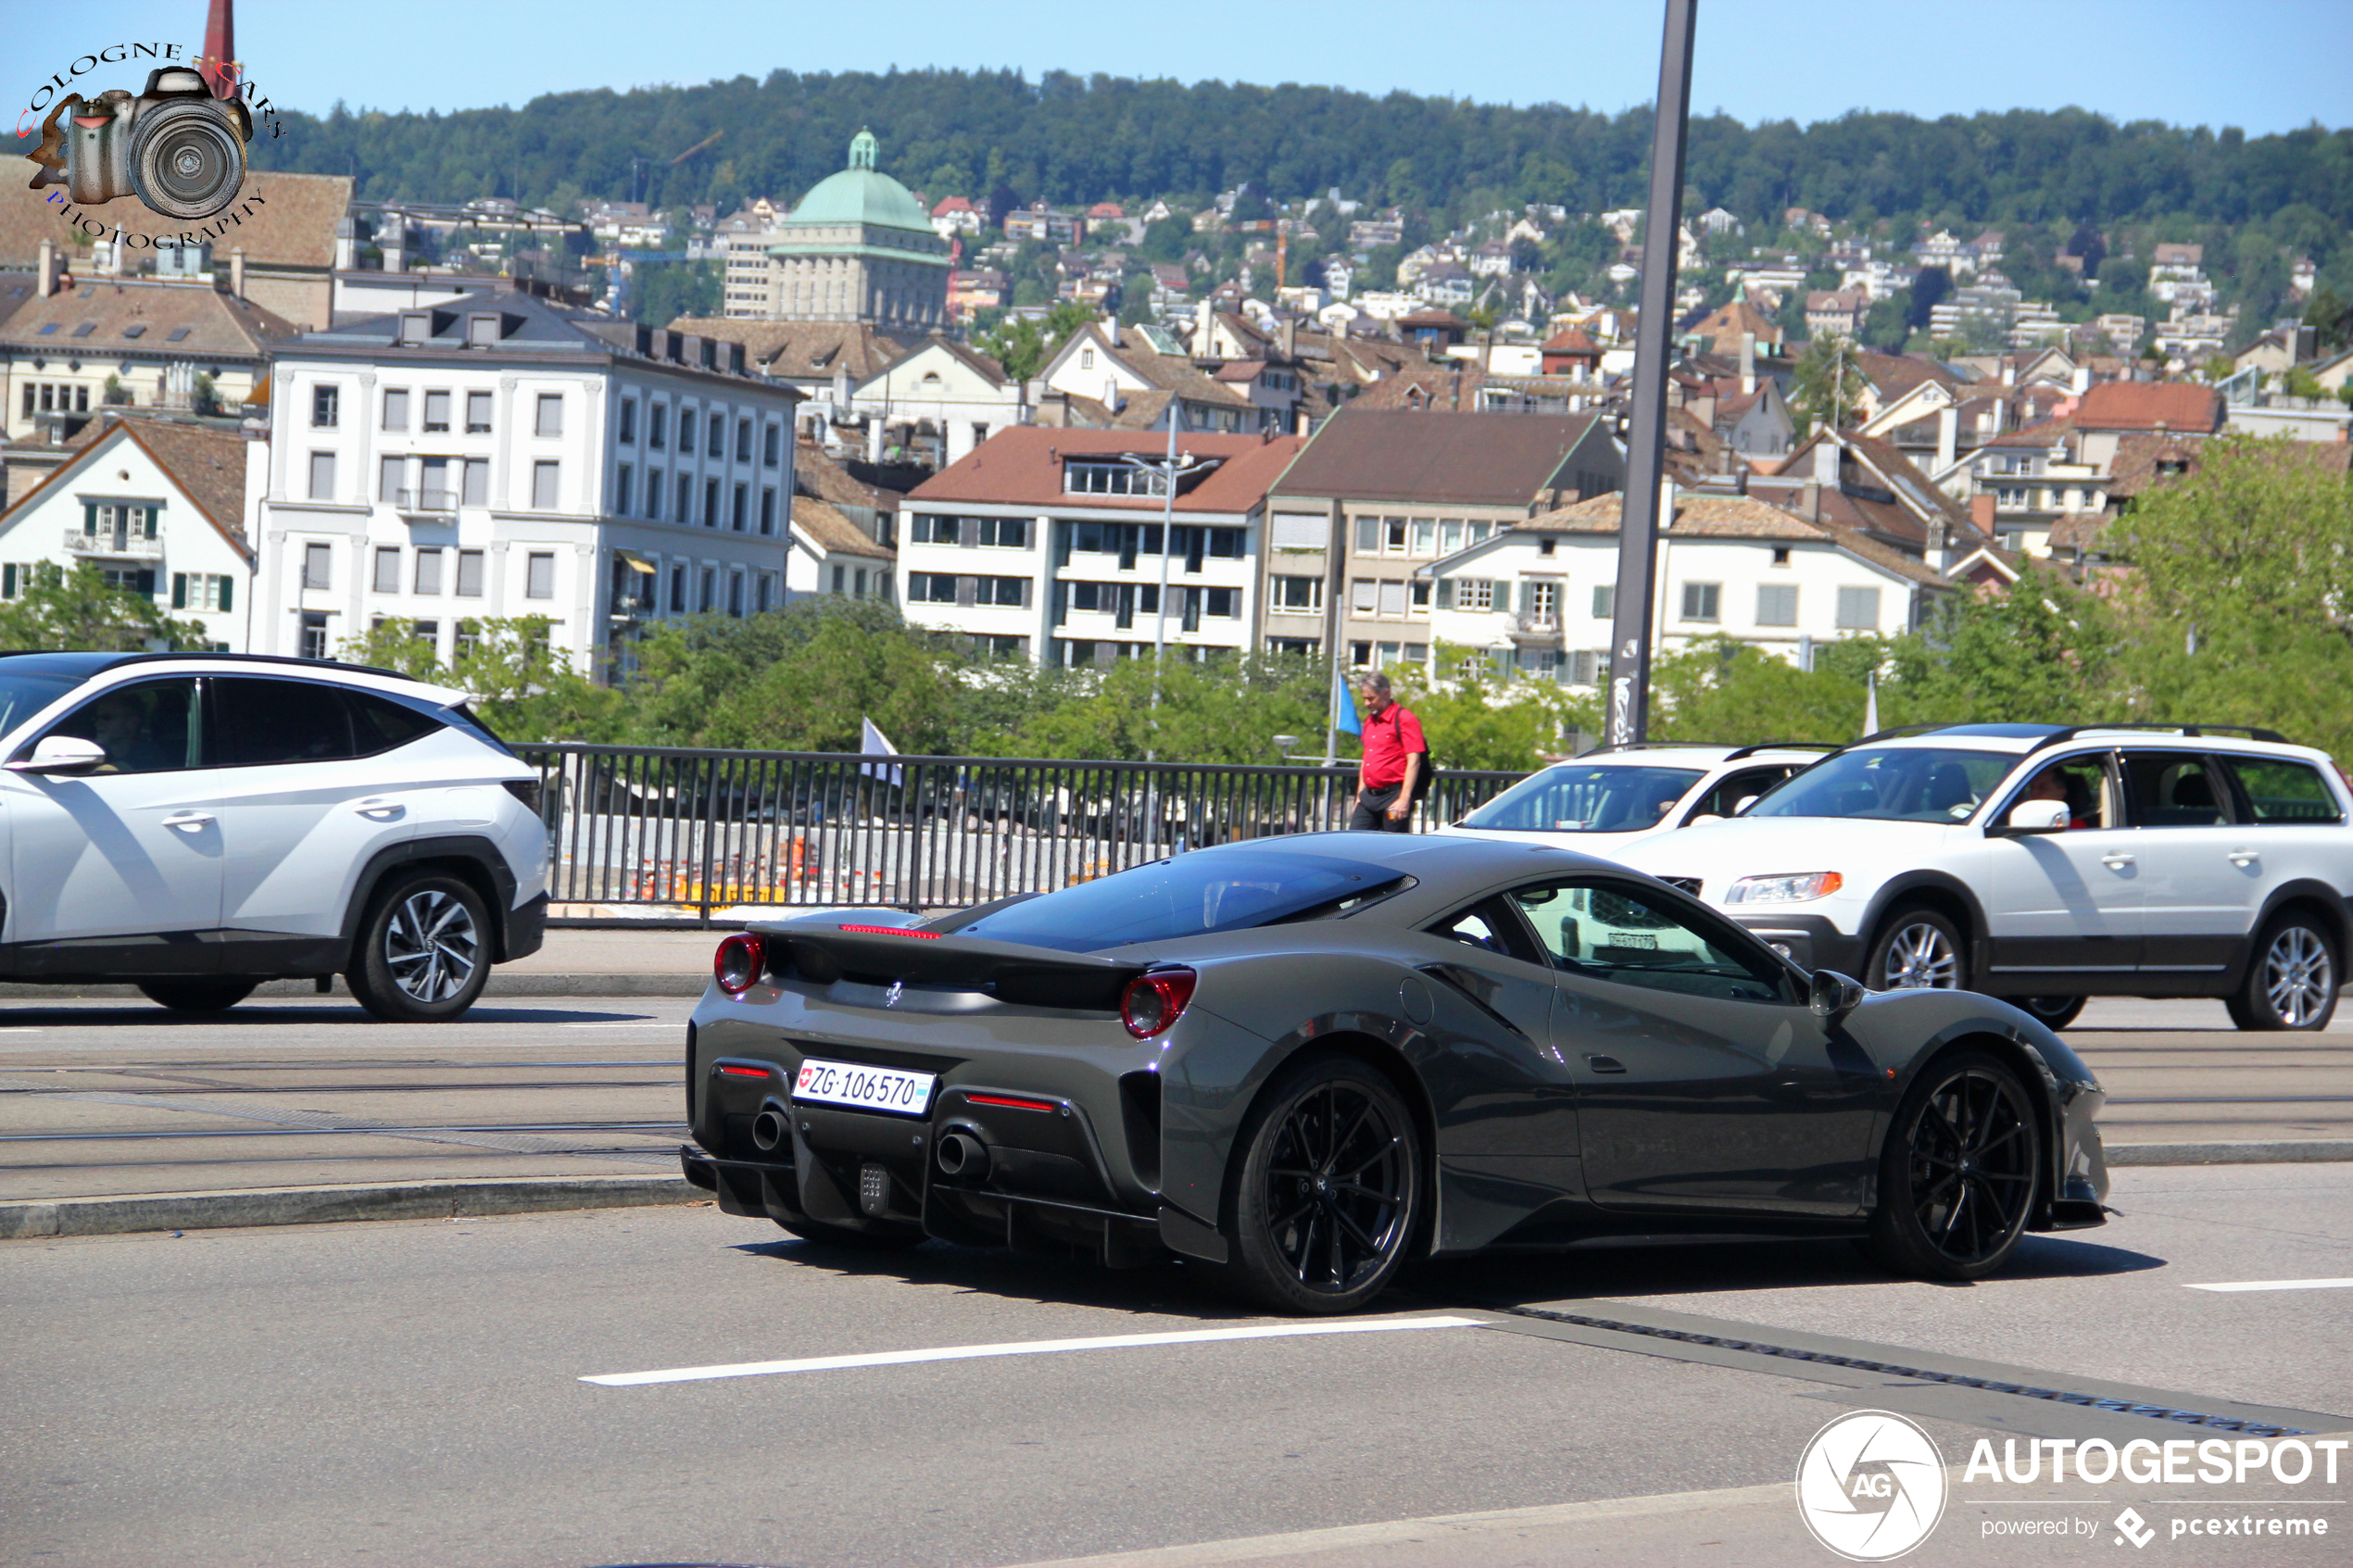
[25, 66, 252, 221]
[1795, 1410, 1948, 1561]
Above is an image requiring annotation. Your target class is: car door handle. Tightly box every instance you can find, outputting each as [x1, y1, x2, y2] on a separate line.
[352, 797, 406, 820]
[2100, 853, 2135, 868]
[2228, 848, 2259, 867]
[161, 811, 215, 831]
[1584, 1054, 1628, 1073]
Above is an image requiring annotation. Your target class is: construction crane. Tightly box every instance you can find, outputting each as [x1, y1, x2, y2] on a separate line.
[630, 132, 724, 206]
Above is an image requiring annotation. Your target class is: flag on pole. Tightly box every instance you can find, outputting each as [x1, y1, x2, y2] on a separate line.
[1863, 671, 1880, 737]
[859, 716, 902, 786]
[1334, 679, 1361, 736]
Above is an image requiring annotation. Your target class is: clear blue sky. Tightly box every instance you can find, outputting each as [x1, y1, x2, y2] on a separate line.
[14, 0, 2349, 134]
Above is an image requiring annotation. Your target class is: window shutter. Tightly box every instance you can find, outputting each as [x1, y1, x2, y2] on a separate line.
[956, 576, 977, 608]
[171, 572, 188, 608]
[1434, 579, 1453, 609]
[135, 570, 155, 597]
[219, 575, 233, 613]
[3, 565, 16, 598]
[144, 507, 158, 539]
[83, 502, 97, 536]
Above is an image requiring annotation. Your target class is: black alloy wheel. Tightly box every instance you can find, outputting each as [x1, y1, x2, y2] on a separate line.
[1225, 1056, 1420, 1314]
[347, 872, 493, 1023]
[1868, 907, 1968, 992]
[2225, 915, 2339, 1032]
[1866, 1050, 2042, 1281]
[136, 979, 258, 1014]
[2016, 995, 2086, 1031]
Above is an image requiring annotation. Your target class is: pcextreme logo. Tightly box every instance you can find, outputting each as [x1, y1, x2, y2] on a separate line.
[17, 41, 286, 241]
[1796, 1410, 1949, 1561]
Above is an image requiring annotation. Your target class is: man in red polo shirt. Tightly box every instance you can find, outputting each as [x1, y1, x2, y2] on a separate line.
[1350, 671, 1428, 832]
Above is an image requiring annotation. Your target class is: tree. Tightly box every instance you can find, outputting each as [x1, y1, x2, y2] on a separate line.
[630, 259, 722, 326]
[0, 565, 205, 653]
[2306, 283, 2352, 355]
[337, 616, 625, 742]
[977, 300, 1097, 382]
[1387, 648, 1587, 771]
[1789, 333, 1866, 431]
[1862, 291, 1912, 352]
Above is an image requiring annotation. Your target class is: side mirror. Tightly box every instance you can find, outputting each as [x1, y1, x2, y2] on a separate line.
[7, 735, 107, 775]
[1685, 811, 1723, 825]
[1810, 969, 1867, 1021]
[1731, 794, 1760, 816]
[2002, 798, 2070, 834]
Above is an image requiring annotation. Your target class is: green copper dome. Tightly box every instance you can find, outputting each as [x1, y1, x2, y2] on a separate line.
[785, 130, 935, 234]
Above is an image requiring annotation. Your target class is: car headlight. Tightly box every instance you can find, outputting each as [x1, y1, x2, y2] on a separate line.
[1725, 872, 1844, 904]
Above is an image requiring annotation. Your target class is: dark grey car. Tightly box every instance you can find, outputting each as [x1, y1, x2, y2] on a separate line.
[682, 833, 2109, 1314]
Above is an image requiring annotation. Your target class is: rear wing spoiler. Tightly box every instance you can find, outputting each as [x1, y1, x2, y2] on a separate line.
[749, 920, 1149, 1010]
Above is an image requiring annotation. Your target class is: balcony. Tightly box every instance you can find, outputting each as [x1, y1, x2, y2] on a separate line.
[65, 527, 164, 559]
[1510, 610, 1563, 640]
[394, 488, 459, 517]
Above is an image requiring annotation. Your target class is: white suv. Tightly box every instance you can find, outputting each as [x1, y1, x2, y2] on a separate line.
[1617, 723, 2353, 1031]
[1439, 744, 1828, 848]
[0, 652, 549, 1022]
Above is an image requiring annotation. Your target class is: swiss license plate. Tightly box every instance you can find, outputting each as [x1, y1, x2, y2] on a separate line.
[792, 1057, 936, 1117]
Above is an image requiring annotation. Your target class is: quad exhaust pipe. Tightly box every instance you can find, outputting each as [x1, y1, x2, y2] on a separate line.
[936, 1129, 988, 1179]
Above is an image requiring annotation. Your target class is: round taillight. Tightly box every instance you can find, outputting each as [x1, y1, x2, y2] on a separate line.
[1120, 968, 1198, 1039]
[714, 933, 766, 995]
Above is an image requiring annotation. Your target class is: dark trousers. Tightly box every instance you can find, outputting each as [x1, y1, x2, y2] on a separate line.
[1350, 784, 1413, 832]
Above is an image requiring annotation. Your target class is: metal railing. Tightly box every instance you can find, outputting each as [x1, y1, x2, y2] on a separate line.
[517, 744, 1526, 920]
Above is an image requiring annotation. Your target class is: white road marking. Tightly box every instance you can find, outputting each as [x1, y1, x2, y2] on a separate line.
[2183, 1276, 2353, 1293]
[558, 1022, 674, 1028]
[582, 1314, 1489, 1386]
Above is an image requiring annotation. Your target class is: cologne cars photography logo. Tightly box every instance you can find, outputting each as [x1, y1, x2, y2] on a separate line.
[18, 41, 284, 230]
[1795, 1410, 1948, 1561]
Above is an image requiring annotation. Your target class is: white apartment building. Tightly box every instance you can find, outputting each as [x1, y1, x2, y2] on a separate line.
[252, 287, 801, 674]
[896, 427, 1303, 666]
[0, 414, 256, 649]
[1417, 488, 1949, 686]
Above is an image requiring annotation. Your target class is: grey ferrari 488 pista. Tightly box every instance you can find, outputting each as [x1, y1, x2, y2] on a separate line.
[682, 832, 2108, 1313]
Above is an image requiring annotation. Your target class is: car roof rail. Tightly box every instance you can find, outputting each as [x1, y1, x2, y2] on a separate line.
[2025, 721, 2292, 755]
[1722, 739, 1841, 761]
[84, 650, 428, 685]
[1849, 723, 1954, 746]
[1573, 740, 1732, 757]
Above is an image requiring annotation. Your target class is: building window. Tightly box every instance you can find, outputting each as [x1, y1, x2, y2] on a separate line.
[456, 549, 484, 598]
[411, 619, 439, 651]
[1771, 546, 1792, 567]
[1526, 582, 1559, 624]
[379, 455, 404, 503]
[977, 517, 1026, 547]
[904, 572, 961, 605]
[302, 543, 333, 590]
[1680, 582, 1720, 622]
[1351, 579, 1376, 613]
[308, 451, 337, 501]
[422, 390, 450, 433]
[648, 403, 668, 450]
[727, 572, 745, 617]
[912, 515, 959, 545]
[524, 551, 557, 600]
[371, 546, 401, 594]
[762, 422, 780, 467]
[1460, 579, 1495, 611]
[679, 408, 698, 452]
[675, 474, 692, 525]
[698, 568, 715, 612]
[1384, 519, 1408, 554]
[171, 572, 233, 612]
[535, 393, 561, 437]
[467, 391, 494, 434]
[669, 565, 686, 614]
[760, 487, 776, 535]
[414, 547, 444, 596]
[1271, 575, 1323, 611]
[1063, 460, 1166, 496]
[1204, 586, 1238, 618]
[618, 398, 637, 445]
[454, 619, 481, 659]
[468, 313, 498, 348]
[615, 465, 634, 516]
[382, 388, 409, 432]
[1410, 580, 1431, 611]
[532, 460, 560, 511]
[1835, 585, 1882, 630]
[704, 478, 720, 529]
[1410, 519, 1436, 556]
[735, 418, 750, 461]
[298, 610, 330, 659]
[1378, 579, 1408, 617]
[833, 565, 846, 595]
[757, 573, 775, 612]
[732, 483, 748, 532]
[708, 413, 725, 459]
[462, 457, 489, 508]
[312, 384, 339, 429]
[1756, 583, 1799, 627]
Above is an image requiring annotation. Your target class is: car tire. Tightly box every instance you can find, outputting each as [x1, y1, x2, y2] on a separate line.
[2225, 913, 2339, 1032]
[346, 871, 493, 1023]
[772, 1214, 927, 1250]
[136, 979, 258, 1014]
[1864, 1048, 2042, 1282]
[1868, 907, 1969, 992]
[1221, 1054, 1421, 1316]
[2014, 996, 2086, 1031]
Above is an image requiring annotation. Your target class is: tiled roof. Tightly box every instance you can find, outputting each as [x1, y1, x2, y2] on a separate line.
[2071, 381, 2223, 433]
[1526, 490, 1949, 586]
[1855, 351, 1965, 404]
[0, 171, 350, 272]
[911, 427, 1304, 513]
[793, 440, 893, 512]
[791, 495, 893, 559]
[2104, 431, 2350, 499]
[1541, 325, 1601, 354]
[0, 278, 296, 356]
[1274, 408, 1604, 507]
[0, 414, 251, 558]
[665, 318, 909, 380]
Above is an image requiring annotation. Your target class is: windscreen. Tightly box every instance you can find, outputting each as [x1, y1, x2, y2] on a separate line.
[1459, 764, 1705, 834]
[1746, 746, 2018, 823]
[956, 851, 1403, 953]
[0, 671, 82, 739]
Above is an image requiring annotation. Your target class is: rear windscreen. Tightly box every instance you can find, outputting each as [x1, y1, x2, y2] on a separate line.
[957, 851, 1404, 953]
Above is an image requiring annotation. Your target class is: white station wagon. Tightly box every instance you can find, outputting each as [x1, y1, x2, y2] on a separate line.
[1617, 723, 2353, 1031]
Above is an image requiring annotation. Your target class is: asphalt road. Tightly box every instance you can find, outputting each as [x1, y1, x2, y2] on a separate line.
[1, 996, 2346, 1206]
[6, 1162, 2349, 1568]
